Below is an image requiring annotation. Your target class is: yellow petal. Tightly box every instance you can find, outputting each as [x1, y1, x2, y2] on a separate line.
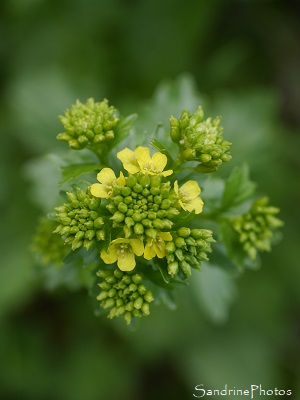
[161, 169, 173, 177]
[101, 247, 118, 264]
[173, 180, 179, 196]
[185, 197, 204, 214]
[151, 152, 167, 172]
[129, 239, 144, 256]
[135, 147, 150, 163]
[97, 168, 116, 185]
[112, 238, 130, 245]
[117, 148, 141, 174]
[117, 148, 135, 164]
[154, 241, 165, 258]
[90, 183, 109, 198]
[117, 171, 126, 186]
[144, 243, 156, 260]
[158, 232, 172, 241]
[180, 180, 201, 199]
[118, 252, 136, 271]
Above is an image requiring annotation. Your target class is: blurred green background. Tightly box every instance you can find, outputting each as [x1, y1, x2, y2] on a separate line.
[1, 0, 300, 399]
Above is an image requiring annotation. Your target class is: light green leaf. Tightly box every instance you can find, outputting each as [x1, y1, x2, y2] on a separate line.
[59, 163, 102, 184]
[114, 113, 137, 146]
[222, 164, 256, 211]
[191, 262, 237, 323]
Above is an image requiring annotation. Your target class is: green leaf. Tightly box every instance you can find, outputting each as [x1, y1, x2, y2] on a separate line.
[59, 163, 102, 184]
[172, 211, 196, 230]
[191, 262, 237, 324]
[114, 113, 137, 146]
[221, 164, 256, 211]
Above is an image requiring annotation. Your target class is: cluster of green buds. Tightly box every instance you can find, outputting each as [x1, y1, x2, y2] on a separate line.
[31, 217, 70, 266]
[165, 228, 215, 278]
[54, 188, 105, 251]
[57, 98, 119, 150]
[108, 172, 179, 239]
[231, 197, 283, 260]
[97, 269, 154, 324]
[170, 106, 232, 172]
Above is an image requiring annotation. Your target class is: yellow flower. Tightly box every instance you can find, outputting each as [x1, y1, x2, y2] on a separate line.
[90, 168, 125, 199]
[144, 232, 172, 260]
[117, 146, 173, 177]
[101, 238, 144, 271]
[174, 180, 204, 214]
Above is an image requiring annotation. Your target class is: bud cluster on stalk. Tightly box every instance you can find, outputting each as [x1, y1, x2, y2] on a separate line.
[107, 173, 179, 239]
[57, 98, 119, 150]
[165, 227, 215, 278]
[97, 268, 154, 324]
[231, 197, 283, 260]
[31, 217, 70, 266]
[170, 106, 231, 172]
[54, 188, 105, 251]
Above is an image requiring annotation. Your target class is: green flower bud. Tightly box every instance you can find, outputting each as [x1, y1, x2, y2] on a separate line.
[144, 290, 154, 303]
[177, 227, 191, 238]
[118, 202, 128, 213]
[182, 148, 196, 161]
[168, 261, 179, 277]
[165, 241, 176, 253]
[134, 223, 144, 235]
[180, 260, 192, 277]
[111, 211, 125, 223]
[145, 228, 156, 238]
[141, 303, 150, 316]
[132, 183, 143, 193]
[133, 297, 143, 310]
[94, 217, 104, 229]
[175, 237, 186, 248]
[121, 186, 132, 197]
[132, 212, 142, 222]
[152, 219, 164, 230]
[126, 175, 137, 188]
[139, 174, 151, 188]
[150, 175, 162, 187]
[96, 230, 105, 240]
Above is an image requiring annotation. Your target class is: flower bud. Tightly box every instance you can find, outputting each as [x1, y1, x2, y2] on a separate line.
[111, 211, 125, 223]
[175, 237, 186, 248]
[134, 223, 144, 235]
[168, 261, 179, 277]
[177, 227, 191, 238]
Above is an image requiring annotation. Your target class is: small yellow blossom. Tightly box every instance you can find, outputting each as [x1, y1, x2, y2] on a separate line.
[101, 238, 144, 271]
[117, 146, 173, 177]
[174, 180, 204, 214]
[144, 232, 172, 260]
[90, 168, 125, 199]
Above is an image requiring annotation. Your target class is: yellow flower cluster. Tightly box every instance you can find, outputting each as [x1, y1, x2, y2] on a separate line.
[90, 146, 204, 272]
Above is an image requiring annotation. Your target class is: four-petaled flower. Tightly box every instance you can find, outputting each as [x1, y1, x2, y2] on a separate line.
[174, 180, 204, 214]
[101, 238, 144, 271]
[144, 232, 173, 260]
[117, 146, 173, 177]
[90, 168, 125, 199]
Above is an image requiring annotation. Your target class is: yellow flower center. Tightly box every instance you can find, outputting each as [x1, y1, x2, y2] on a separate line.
[143, 161, 160, 174]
